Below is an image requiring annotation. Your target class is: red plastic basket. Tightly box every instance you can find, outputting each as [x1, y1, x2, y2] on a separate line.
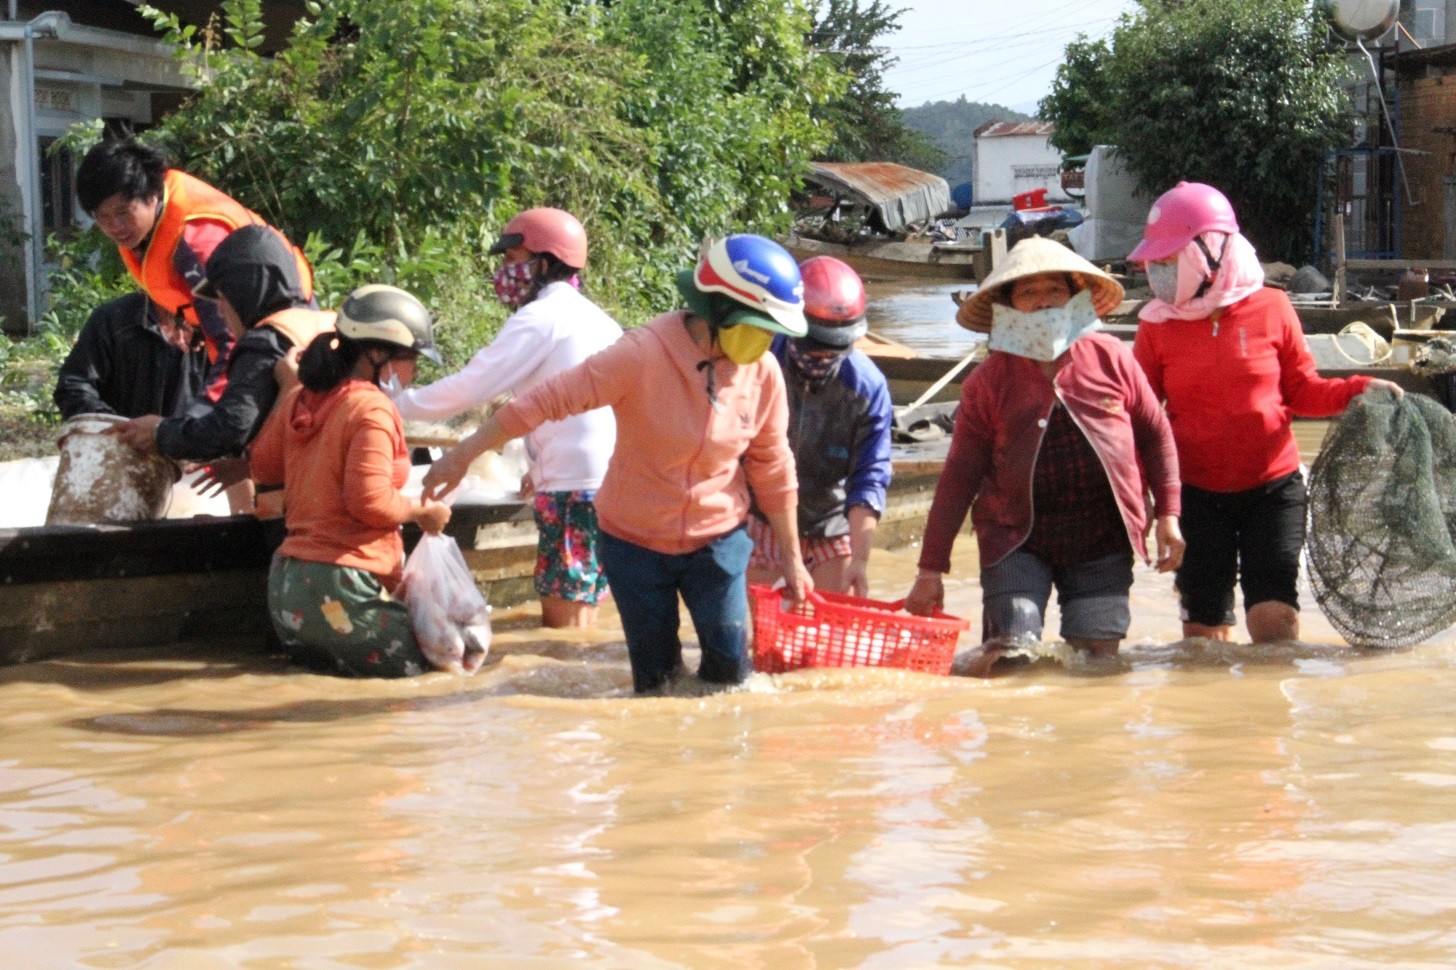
[748, 584, 969, 676]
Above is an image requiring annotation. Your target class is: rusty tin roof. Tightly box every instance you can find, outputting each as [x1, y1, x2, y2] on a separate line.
[805, 162, 953, 232]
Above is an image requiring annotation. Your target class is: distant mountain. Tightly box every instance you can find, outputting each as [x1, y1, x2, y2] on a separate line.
[900, 97, 1034, 188]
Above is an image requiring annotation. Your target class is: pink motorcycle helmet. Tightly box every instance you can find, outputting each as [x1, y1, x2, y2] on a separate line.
[489, 207, 588, 269]
[1128, 181, 1239, 264]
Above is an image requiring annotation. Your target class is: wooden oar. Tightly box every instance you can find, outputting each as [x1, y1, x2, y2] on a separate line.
[894, 345, 982, 422]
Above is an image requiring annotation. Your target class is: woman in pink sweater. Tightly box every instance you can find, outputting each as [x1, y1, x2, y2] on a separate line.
[906, 239, 1183, 674]
[423, 235, 814, 693]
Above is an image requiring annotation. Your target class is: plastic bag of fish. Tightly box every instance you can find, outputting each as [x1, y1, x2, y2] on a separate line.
[398, 533, 490, 674]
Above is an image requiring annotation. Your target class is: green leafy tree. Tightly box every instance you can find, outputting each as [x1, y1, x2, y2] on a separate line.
[1038, 0, 1351, 262]
[808, 0, 943, 170]
[124, 0, 836, 333]
[1038, 36, 1115, 158]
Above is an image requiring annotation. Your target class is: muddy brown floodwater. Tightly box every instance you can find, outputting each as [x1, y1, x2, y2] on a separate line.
[2, 291, 1453, 967]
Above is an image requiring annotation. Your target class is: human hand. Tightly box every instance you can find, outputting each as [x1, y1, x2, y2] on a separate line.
[844, 558, 870, 598]
[193, 455, 251, 498]
[1365, 378, 1404, 398]
[1155, 514, 1185, 573]
[518, 472, 535, 500]
[411, 499, 452, 535]
[905, 570, 944, 616]
[274, 346, 303, 394]
[781, 558, 814, 606]
[421, 448, 471, 503]
[110, 415, 163, 454]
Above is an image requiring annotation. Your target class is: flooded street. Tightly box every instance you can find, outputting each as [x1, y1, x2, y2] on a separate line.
[866, 279, 983, 357]
[3, 291, 1455, 967]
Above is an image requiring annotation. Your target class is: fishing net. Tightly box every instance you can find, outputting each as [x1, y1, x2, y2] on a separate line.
[1306, 388, 1456, 648]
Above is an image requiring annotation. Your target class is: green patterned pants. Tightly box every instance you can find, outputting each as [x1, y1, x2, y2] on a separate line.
[268, 556, 429, 678]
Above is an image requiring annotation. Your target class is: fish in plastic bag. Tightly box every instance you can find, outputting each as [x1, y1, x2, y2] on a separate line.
[397, 533, 490, 674]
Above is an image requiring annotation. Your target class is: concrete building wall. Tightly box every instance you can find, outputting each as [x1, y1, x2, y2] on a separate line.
[973, 134, 1068, 207]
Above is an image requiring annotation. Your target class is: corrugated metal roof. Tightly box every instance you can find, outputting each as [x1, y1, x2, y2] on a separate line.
[975, 121, 1056, 139]
[805, 162, 953, 233]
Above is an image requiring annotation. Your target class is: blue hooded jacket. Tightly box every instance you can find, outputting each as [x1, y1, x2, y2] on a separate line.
[751, 335, 894, 538]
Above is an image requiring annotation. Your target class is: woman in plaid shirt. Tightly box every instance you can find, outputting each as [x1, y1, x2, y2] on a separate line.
[906, 239, 1185, 675]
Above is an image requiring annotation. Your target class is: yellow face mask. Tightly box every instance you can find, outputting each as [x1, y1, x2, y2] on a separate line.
[718, 323, 774, 364]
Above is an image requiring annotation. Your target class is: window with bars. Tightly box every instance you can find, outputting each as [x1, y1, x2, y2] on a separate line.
[37, 138, 76, 240]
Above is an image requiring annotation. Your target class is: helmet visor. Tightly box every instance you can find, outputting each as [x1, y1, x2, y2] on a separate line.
[803, 315, 867, 349]
[488, 231, 526, 256]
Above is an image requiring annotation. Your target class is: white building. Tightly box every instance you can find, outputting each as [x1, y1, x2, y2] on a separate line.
[972, 120, 1069, 208]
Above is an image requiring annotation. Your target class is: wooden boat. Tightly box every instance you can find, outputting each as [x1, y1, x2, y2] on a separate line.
[1105, 298, 1453, 337]
[784, 233, 981, 282]
[0, 501, 531, 665]
[862, 333, 1438, 408]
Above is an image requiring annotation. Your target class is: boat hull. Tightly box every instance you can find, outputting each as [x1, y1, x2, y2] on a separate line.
[0, 470, 965, 666]
[784, 234, 980, 282]
[0, 502, 534, 665]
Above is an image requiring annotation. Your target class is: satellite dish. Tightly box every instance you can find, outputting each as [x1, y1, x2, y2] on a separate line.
[1325, 0, 1399, 42]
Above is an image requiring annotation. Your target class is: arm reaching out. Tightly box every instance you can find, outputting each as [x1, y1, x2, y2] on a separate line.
[421, 414, 512, 501]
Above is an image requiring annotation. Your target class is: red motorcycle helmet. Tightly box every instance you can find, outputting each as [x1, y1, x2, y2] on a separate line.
[799, 256, 867, 348]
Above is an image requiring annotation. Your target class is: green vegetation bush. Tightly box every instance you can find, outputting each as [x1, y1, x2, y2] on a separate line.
[1039, 0, 1351, 263]
[4, 0, 892, 456]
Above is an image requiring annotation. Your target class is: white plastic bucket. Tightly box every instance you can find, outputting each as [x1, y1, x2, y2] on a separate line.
[45, 413, 180, 526]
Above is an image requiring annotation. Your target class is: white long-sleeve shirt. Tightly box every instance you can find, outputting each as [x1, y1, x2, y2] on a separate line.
[394, 282, 622, 493]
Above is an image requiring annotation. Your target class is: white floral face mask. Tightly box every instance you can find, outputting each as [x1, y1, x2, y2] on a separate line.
[988, 289, 1102, 362]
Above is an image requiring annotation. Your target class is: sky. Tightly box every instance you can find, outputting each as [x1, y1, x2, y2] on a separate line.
[882, 0, 1141, 113]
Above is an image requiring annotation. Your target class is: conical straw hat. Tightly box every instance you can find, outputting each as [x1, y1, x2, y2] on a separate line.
[955, 237, 1124, 332]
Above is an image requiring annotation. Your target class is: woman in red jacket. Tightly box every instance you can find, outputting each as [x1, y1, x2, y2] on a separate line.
[906, 239, 1184, 674]
[1129, 182, 1402, 645]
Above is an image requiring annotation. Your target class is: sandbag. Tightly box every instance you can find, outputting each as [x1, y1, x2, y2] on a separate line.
[1306, 388, 1456, 648]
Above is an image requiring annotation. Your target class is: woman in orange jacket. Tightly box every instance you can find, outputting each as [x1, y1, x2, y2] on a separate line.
[249, 286, 451, 677]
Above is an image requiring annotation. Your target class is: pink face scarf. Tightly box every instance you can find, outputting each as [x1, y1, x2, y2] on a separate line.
[1138, 231, 1265, 323]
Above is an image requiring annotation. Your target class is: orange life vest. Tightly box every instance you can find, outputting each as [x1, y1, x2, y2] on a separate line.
[259, 307, 335, 351]
[119, 169, 315, 328]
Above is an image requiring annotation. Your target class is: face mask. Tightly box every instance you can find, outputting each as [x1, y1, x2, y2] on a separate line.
[1147, 261, 1181, 305]
[787, 340, 844, 383]
[380, 365, 404, 398]
[988, 289, 1102, 362]
[493, 259, 536, 308]
[718, 323, 774, 364]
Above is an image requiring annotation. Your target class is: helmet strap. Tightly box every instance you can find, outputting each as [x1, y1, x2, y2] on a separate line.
[524, 255, 548, 304]
[363, 346, 393, 385]
[1191, 234, 1229, 301]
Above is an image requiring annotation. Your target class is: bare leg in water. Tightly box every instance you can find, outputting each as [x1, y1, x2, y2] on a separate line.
[1184, 602, 1297, 644]
[542, 596, 597, 629]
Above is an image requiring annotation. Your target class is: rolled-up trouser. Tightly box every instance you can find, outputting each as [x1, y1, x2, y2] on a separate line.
[980, 547, 1135, 646]
[598, 526, 753, 693]
[268, 555, 429, 678]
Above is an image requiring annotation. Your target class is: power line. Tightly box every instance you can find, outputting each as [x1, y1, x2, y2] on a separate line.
[886, 23, 1108, 79]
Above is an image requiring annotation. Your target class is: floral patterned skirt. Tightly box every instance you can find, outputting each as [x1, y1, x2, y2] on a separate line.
[533, 490, 610, 604]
